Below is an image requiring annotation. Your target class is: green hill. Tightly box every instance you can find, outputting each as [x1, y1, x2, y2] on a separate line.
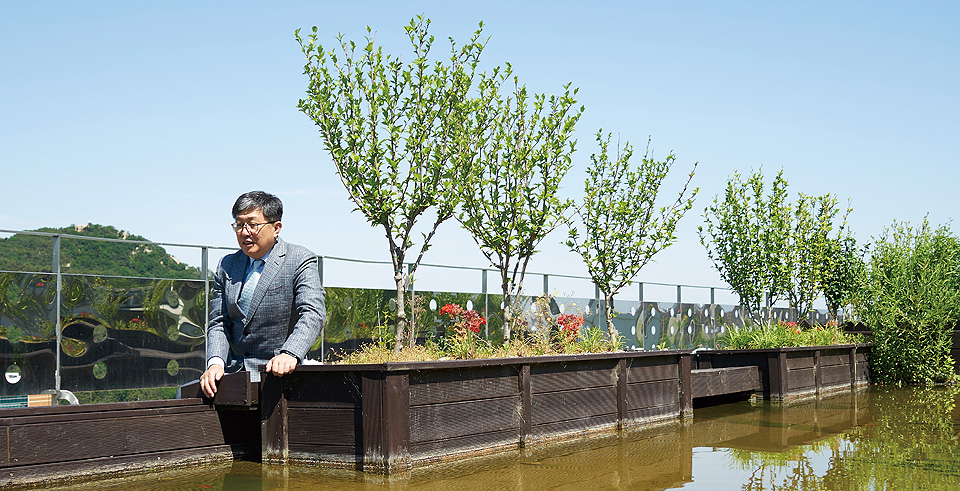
[0, 224, 202, 279]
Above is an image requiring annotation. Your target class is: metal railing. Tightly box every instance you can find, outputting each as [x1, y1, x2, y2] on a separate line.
[0, 228, 832, 401]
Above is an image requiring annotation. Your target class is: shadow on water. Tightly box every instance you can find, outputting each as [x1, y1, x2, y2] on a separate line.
[41, 385, 960, 490]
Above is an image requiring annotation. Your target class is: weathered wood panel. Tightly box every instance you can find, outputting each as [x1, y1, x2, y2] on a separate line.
[409, 396, 519, 443]
[787, 367, 816, 391]
[691, 367, 760, 398]
[531, 413, 619, 438]
[287, 406, 360, 447]
[409, 428, 520, 457]
[530, 361, 617, 393]
[786, 354, 815, 370]
[409, 366, 518, 405]
[6, 407, 223, 467]
[626, 404, 678, 423]
[821, 365, 853, 386]
[625, 379, 679, 411]
[531, 386, 617, 426]
[627, 360, 679, 383]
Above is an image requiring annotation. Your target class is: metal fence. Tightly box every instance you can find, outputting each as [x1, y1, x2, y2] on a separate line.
[0, 229, 837, 400]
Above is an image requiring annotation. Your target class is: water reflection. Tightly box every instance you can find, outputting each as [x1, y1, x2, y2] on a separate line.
[36, 385, 960, 490]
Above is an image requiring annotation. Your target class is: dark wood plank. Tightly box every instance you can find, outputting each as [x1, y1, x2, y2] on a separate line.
[786, 353, 815, 370]
[177, 372, 256, 407]
[286, 371, 361, 405]
[0, 445, 245, 489]
[361, 371, 385, 471]
[409, 428, 519, 457]
[821, 365, 853, 386]
[616, 359, 627, 425]
[384, 372, 410, 469]
[287, 407, 360, 447]
[626, 361, 679, 383]
[787, 367, 816, 391]
[679, 355, 692, 416]
[625, 379, 680, 410]
[409, 366, 518, 406]
[7, 410, 224, 466]
[690, 367, 760, 398]
[625, 404, 679, 424]
[530, 360, 618, 393]
[531, 386, 617, 425]
[409, 396, 520, 443]
[530, 413, 618, 439]
[819, 353, 849, 367]
[520, 364, 531, 442]
[260, 372, 287, 463]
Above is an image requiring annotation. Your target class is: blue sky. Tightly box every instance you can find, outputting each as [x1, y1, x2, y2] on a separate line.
[2, 1, 957, 300]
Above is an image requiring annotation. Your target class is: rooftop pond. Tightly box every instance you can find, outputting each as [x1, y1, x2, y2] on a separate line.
[39, 384, 960, 490]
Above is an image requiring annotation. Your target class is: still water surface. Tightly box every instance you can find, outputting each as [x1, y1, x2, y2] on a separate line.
[51, 385, 960, 490]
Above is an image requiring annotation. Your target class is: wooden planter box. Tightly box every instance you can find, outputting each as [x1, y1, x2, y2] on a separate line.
[693, 344, 871, 402]
[260, 350, 693, 473]
[0, 393, 259, 488]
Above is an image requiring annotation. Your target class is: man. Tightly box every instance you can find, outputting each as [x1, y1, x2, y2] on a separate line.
[200, 191, 325, 398]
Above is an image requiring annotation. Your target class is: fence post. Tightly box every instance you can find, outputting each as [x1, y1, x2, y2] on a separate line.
[482, 269, 488, 339]
[595, 283, 602, 328]
[710, 287, 716, 348]
[407, 263, 415, 337]
[53, 235, 62, 393]
[318, 255, 324, 359]
[202, 247, 209, 364]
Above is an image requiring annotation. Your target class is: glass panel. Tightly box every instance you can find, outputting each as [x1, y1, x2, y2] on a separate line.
[0, 272, 57, 396]
[58, 275, 206, 393]
[315, 287, 397, 360]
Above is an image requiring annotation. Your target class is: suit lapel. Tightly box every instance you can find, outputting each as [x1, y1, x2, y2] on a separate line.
[226, 251, 248, 320]
[245, 238, 285, 318]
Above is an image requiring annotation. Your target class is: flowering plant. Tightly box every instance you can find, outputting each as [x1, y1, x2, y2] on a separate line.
[777, 320, 801, 334]
[556, 313, 585, 348]
[439, 303, 486, 358]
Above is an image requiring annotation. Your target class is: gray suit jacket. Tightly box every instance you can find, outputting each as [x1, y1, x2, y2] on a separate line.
[206, 238, 325, 378]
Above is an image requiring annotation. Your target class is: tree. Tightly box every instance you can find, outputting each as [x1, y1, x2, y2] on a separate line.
[297, 17, 492, 351]
[457, 77, 583, 341]
[820, 233, 865, 321]
[699, 169, 789, 321]
[567, 132, 698, 344]
[783, 193, 840, 322]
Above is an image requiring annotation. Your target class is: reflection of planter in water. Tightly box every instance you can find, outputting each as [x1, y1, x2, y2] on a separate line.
[261, 350, 693, 473]
[693, 344, 871, 402]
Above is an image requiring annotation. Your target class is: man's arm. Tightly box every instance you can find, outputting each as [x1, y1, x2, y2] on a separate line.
[201, 257, 231, 397]
[277, 251, 325, 363]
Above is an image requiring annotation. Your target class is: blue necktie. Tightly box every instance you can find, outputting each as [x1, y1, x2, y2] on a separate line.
[238, 259, 264, 315]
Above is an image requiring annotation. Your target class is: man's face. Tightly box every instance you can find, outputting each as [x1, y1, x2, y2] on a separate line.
[233, 208, 281, 259]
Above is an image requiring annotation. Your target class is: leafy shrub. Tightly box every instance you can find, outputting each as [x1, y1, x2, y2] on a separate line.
[855, 219, 960, 384]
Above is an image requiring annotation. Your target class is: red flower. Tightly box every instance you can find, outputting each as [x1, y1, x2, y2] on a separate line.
[557, 314, 584, 332]
[439, 303, 464, 319]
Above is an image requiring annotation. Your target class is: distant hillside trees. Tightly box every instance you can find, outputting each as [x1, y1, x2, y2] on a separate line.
[0, 224, 201, 279]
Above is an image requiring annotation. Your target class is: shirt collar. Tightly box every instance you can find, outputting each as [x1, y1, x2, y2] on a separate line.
[246, 247, 272, 266]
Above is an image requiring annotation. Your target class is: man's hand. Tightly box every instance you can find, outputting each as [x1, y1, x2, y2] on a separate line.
[265, 352, 298, 377]
[200, 364, 224, 398]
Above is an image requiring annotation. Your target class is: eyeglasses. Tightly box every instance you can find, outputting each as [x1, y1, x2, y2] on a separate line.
[231, 221, 276, 234]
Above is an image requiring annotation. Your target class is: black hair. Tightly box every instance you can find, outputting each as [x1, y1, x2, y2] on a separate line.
[232, 191, 283, 222]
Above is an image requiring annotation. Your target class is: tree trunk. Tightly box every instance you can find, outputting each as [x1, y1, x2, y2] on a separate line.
[500, 271, 514, 342]
[605, 291, 618, 345]
[392, 272, 408, 354]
